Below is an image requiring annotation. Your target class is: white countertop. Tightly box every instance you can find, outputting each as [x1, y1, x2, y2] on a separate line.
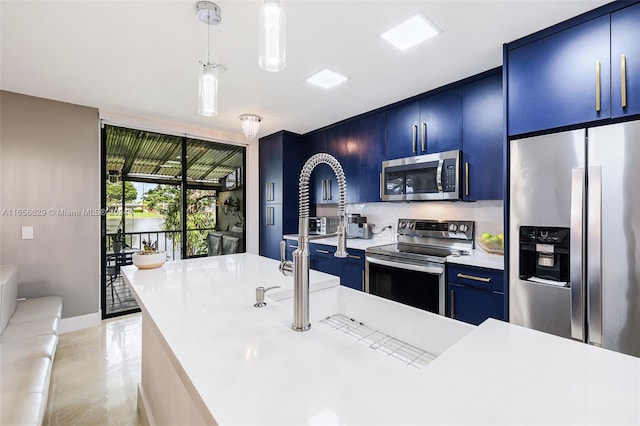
[446, 248, 505, 270]
[284, 234, 505, 270]
[123, 254, 639, 425]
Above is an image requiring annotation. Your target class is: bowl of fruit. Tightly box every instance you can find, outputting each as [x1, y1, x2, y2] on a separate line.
[478, 232, 504, 255]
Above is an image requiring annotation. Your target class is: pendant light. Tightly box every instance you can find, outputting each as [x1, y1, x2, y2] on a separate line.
[196, 1, 225, 117]
[259, 0, 286, 72]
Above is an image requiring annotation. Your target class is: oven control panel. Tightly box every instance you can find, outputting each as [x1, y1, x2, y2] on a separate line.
[397, 219, 474, 241]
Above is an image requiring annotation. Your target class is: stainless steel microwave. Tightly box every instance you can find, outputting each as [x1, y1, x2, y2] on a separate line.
[380, 150, 461, 201]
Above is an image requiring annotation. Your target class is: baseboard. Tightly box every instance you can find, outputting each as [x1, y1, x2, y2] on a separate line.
[59, 311, 102, 333]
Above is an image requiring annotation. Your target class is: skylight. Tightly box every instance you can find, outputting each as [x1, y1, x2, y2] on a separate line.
[380, 13, 441, 51]
[305, 68, 348, 89]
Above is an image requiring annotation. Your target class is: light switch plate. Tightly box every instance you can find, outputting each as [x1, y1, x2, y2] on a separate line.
[21, 226, 34, 240]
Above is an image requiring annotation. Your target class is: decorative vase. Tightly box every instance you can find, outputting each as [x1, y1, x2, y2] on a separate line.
[132, 251, 167, 269]
[112, 241, 123, 253]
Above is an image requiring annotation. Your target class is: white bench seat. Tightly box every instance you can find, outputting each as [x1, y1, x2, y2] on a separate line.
[0, 334, 58, 365]
[0, 264, 61, 426]
[11, 296, 63, 324]
[0, 317, 59, 342]
[0, 391, 47, 426]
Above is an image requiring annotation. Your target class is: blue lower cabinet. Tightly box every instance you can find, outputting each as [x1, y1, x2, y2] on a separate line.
[308, 243, 364, 291]
[341, 250, 365, 291]
[446, 264, 506, 325]
[309, 243, 341, 276]
[446, 283, 504, 326]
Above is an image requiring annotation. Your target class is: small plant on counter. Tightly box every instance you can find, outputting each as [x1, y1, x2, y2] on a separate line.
[141, 239, 158, 254]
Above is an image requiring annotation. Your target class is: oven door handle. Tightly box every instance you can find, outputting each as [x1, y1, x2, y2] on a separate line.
[366, 256, 444, 275]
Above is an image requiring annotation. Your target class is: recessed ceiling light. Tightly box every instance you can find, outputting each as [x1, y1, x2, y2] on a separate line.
[380, 13, 441, 51]
[305, 68, 348, 89]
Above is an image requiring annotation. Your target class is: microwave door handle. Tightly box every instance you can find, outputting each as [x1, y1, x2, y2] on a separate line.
[436, 160, 444, 192]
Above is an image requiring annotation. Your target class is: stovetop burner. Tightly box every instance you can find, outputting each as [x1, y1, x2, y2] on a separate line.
[366, 219, 474, 265]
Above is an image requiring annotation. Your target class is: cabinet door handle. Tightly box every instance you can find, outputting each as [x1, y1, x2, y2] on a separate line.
[322, 179, 326, 200]
[266, 207, 271, 225]
[457, 273, 491, 283]
[271, 182, 275, 200]
[269, 207, 274, 225]
[361, 270, 365, 291]
[347, 254, 362, 260]
[595, 60, 601, 112]
[421, 122, 427, 152]
[465, 162, 470, 197]
[266, 182, 271, 201]
[450, 289, 455, 319]
[412, 124, 418, 153]
[327, 179, 332, 200]
[621, 54, 627, 108]
[316, 249, 330, 254]
[290, 245, 299, 249]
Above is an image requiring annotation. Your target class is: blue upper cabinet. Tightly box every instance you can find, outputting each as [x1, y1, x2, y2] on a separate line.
[386, 89, 462, 160]
[462, 71, 503, 200]
[385, 101, 420, 159]
[307, 130, 336, 205]
[327, 121, 361, 204]
[507, 14, 611, 136]
[358, 111, 386, 202]
[611, 2, 640, 118]
[418, 88, 462, 154]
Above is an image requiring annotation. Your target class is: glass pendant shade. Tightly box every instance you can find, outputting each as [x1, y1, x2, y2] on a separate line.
[198, 63, 218, 117]
[259, 1, 286, 72]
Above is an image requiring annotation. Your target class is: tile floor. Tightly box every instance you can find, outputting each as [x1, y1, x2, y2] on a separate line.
[106, 275, 140, 316]
[44, 314, 142, 425]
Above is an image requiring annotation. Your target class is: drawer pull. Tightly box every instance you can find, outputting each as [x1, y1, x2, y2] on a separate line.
[316, 249, 330, 254]
[290, 245, 299, 249]
[457, 273, 491, 283]
[450, 289, 455, 319]
[621, 54, 627, 108]
[347, 255, 362, 260]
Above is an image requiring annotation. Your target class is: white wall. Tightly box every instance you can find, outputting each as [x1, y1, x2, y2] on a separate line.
[0, 91, 100, 319]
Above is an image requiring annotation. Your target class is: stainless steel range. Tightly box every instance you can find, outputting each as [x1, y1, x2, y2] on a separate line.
[365, 219, 474, 315]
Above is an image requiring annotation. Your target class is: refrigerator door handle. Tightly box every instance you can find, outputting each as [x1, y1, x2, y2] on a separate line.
[587, 166, 603, 346]
[570, 167, 585, 341]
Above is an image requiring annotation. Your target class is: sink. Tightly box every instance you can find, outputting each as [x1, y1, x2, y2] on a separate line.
[268, 285, 474, 359]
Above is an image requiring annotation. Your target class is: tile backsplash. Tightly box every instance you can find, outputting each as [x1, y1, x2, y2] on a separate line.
[317, 200, 504, 243]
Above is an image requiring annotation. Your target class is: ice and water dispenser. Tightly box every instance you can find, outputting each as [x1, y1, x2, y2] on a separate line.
[519, 226, 570, 286]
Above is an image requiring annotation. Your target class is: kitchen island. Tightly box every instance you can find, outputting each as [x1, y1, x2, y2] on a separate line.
[123, 253, 640, 425]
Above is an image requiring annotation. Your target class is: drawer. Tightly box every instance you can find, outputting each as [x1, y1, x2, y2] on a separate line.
[310, 242, 336, 257]
[447, 264, 504, 293]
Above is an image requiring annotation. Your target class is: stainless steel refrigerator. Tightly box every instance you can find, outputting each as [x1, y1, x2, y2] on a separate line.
[509, 120, 640, 358]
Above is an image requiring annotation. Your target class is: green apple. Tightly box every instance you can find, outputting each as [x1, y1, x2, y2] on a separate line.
[481, 232, 492, 241]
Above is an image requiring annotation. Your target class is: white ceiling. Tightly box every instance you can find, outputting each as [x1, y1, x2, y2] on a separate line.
[0, 0, 610, 142]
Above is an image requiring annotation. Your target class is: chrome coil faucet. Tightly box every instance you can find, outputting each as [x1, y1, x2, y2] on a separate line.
[279, 153, 347, 331]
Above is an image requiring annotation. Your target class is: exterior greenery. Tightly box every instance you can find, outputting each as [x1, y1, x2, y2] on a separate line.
[144, 185, 216, 256]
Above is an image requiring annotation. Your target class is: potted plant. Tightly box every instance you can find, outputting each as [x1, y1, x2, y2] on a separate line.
[111, 227, 124, 253]
[132, 239, 167, 269]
